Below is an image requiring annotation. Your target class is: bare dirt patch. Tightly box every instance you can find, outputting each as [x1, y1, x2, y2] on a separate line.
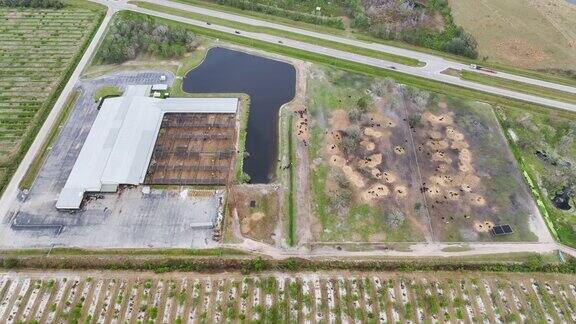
[228, 185, 280, 245]
[406, 95, 538, 242]
[308, 68, 431, 243]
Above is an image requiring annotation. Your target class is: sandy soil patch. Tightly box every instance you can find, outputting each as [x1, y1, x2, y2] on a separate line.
[329, 109, 349, 131]
[361, 139, 375, 151]
[228, 185, 280, 245]
[394, 146, 405, 155]
[362, 153, 382, 168]
[361, 183, 389, 202]
[474, 220, 494, 232]
[423, 112, 453, 126]
[342, 165, 365, 188]
[364, 127, 384, 138]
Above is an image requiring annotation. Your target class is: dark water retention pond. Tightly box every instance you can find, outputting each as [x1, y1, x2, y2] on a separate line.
[553, 186, 572, 210]
[183, 47, 296, 183]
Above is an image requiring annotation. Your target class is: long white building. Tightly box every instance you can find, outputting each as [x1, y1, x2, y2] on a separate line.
[56, 85, 238, 209]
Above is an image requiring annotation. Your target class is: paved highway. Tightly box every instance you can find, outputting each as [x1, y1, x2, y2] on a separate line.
[113, 0, 576, 112]
[141, 0, 576, 95]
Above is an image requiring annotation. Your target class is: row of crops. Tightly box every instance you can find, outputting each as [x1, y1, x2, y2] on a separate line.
[0, 271, 575, 323]
[0, 7, 102, 193]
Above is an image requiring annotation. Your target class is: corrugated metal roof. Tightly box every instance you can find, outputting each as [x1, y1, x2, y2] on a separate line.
[56, 86, 238, 209]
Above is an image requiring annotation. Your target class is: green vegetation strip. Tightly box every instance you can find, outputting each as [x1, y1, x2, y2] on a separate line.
[20, 91, 80, 190]
[287, 113, 296, 246]
[235, 96, 250, 183]
[0, 252, 574, 274]
[131, 1, 421, 67]
[461, 71, 576, 105]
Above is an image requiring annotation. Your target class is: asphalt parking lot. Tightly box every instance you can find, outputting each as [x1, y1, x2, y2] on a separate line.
[0, 72, 222, 249]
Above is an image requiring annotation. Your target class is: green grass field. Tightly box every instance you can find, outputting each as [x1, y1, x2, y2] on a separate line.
[0, 2, 104, 194]
[496, 107, 576, 248]
[93, 85, 123, 102]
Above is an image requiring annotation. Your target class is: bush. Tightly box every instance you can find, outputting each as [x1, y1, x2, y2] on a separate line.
[0, 0, 64, 8]
[442, 30, 478, 58]
[210, 0, 345, 29]
[2, 257, 19, 269]
[96, 13, 197, 64]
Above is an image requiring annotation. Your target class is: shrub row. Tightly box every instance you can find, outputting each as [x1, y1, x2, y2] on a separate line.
[1, 253, 574, 274]
[0, 0, 64, 9]
[209, 0, 345, 29]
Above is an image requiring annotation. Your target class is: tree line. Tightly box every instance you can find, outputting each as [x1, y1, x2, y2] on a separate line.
[0, 0, 64, 8]
[345, 0, 478, 58]
[96, 13, 198, 64]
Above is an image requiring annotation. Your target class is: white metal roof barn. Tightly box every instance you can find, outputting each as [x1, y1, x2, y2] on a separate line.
[56, 85, 238, 209]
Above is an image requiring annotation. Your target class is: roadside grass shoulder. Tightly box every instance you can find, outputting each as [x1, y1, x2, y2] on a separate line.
[19, 91, 80, 190]
[172, 0, 348, 35]
[130, 1, 421, 67]
[461, 71, 576, 105]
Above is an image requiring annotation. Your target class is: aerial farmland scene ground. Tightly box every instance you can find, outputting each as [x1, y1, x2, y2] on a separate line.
[0, 0, 576, 322]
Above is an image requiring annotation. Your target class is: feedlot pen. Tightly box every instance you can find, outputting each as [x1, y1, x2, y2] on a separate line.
[145, 113, 237, 185]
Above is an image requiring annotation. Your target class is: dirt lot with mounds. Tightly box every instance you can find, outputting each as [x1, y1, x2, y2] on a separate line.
[405, 94, 539, 242]
[227, 185, 282, 246]
[306, 66, 540, 243]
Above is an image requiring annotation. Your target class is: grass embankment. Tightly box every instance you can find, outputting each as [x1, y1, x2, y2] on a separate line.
[234, 97, 250, 183]
[168, 0, 576, 88]
[461, 71, 576, 105]
[131, 1, 422, 67]
[19, 91, 80, 190]
[287, 114, 296, 246]
[93, 85, 123, 101]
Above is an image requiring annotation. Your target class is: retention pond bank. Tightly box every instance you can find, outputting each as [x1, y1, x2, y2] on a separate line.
[183, 47, 296, 183]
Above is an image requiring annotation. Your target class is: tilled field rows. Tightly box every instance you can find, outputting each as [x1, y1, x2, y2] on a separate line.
[0, 7, 101, 192]
[0, 271, 575, 323]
